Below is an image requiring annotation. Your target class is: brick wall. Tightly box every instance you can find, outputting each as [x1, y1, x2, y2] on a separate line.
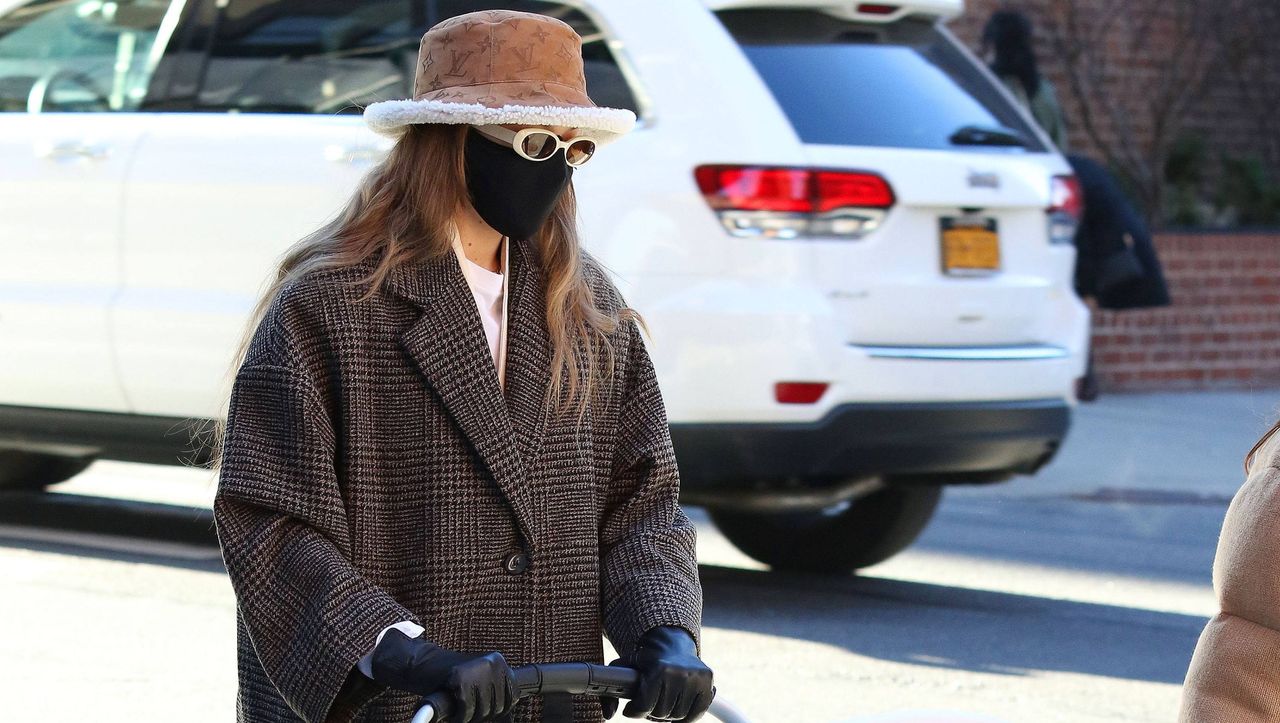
[945, 4, 1280, 391]
[1090, 232, 1280, 391]
[948, 1, 1280, 222]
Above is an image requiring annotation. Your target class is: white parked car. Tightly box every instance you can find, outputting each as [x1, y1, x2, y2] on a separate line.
[0, 0, 1087, 573]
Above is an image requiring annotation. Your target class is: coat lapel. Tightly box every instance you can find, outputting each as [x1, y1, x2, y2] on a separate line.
[383, 238, 550, 548]
[501, 238, 552, 495]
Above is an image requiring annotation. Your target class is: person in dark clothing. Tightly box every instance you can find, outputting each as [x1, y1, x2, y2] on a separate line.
[981, 10, 1069, 150]
[1067, 154, 1171, 309]
[1066, 154, 1172, 400]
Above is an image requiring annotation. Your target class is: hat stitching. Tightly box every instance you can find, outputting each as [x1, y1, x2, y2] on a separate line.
[416, 78, 587, 97]
[486, 22, 495, 85]
[454, 81, 577, 106]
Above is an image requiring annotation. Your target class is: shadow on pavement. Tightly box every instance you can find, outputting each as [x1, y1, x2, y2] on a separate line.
[1, 490, 1207, 687]
[912, 493, 1223, 586]
[699, 564, 1204, 686]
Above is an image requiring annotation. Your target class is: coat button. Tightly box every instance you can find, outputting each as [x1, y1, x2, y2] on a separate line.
[503, 550, 531, 575]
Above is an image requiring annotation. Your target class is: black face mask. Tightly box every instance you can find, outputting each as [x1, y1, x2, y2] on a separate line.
[463, 127, 573, 241]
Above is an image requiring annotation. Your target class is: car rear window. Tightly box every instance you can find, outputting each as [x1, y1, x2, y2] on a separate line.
[716, 9, 1047, 153]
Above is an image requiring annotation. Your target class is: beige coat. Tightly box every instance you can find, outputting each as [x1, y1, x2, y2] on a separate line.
[1179, 425, 1280, 721]
[213, 237, 702, 723]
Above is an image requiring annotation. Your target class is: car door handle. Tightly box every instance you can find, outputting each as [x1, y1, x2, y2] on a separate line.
[324, 144, 388, 164]
[37, 141, 110, 161]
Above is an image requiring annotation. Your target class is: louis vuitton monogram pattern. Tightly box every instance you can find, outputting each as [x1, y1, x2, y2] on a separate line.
[411, 9, 596, 111]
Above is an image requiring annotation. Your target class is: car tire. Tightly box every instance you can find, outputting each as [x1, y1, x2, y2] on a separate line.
[708, 484, 943, 573]
[0, 450, 94, 490]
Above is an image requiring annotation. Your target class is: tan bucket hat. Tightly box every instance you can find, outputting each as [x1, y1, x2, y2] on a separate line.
[363, 9, 636, 144]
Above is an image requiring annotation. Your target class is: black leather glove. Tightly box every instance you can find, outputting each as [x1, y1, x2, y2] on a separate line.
[605, 626, 714, 722]
[366, 627, 517, 723]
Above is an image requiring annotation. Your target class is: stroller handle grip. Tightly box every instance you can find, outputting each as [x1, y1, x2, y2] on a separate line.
[412, 663, 639, 723]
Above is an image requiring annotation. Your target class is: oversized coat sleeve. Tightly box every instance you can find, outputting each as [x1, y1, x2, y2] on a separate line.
[214, 301, 422, 722]
[598, 313, 704, 658]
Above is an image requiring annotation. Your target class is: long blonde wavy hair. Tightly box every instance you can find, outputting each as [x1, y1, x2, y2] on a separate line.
[197, 122, 641, 477]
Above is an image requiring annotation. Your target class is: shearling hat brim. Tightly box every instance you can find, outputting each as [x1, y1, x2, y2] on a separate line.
[363, 97, 637, 145]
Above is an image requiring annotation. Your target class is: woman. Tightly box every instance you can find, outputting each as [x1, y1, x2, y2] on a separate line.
[1179, 419, 1280, 721]
[1065, 154, 1170, 311]
[210, 10, 712, 723]
[980, 10, 1069, 151]
[1064, 153, 1171, 401]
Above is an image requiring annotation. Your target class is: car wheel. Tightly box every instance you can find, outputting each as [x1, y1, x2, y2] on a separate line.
[708, 484, 943, 573]
[0, 450, 94, 490]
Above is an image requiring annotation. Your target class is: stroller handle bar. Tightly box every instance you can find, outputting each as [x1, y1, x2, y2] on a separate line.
[410, 662, 749, 723]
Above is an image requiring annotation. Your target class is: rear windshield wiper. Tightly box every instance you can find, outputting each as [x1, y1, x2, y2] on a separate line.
[949, 124, 1028, 147]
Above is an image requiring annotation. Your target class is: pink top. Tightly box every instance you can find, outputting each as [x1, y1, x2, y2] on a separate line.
[450, 225, 509, 388]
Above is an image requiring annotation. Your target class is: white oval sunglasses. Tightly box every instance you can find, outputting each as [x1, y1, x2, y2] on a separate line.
[470, 124, 599, 168]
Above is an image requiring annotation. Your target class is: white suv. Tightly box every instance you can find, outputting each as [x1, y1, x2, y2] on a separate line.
[0, 0, 1087, 574]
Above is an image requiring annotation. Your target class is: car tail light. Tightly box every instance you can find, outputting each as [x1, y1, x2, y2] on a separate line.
[694, 165, 895, 240]
[856, 4, 899, 14]
[1047, 174, 1082, 245]
[775, 382, 829, 404]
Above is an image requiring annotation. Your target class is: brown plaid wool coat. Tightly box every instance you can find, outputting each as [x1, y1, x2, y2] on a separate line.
[213, 236, 703, 723]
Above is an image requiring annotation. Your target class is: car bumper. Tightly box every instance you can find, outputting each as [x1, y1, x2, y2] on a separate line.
[671, 398, 1070, 503]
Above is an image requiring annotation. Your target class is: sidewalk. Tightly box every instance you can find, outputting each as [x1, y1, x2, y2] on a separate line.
[965, 388, 1280, 501]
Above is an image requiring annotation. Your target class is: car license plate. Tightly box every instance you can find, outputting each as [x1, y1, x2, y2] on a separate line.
[940, 216, 1000, 275]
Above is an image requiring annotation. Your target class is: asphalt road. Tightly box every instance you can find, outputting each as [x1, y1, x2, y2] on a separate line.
[5, 389, 1271, 723]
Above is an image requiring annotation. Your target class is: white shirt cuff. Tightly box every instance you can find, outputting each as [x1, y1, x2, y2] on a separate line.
[357, 620, 426, 680]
